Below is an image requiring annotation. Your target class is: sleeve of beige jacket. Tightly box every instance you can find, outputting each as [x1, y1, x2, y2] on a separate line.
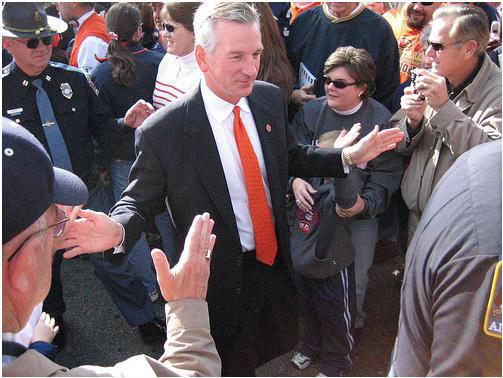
[390, 109, 428, 156]
[428, 98, 502, 156]
[3, 299, 221, 377]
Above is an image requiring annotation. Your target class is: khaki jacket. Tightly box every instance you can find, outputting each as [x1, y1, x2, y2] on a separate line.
[392, 54, 502, 214]
[3, 300, 221, 377]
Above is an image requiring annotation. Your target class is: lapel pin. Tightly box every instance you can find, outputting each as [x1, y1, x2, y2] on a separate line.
[266, 124, 272, 133]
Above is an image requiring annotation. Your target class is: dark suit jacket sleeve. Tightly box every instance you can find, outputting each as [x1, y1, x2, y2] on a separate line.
[285, 107, 345, 179]
[109, 126, 168, 253]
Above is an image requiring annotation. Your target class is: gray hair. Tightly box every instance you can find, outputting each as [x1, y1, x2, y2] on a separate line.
[193, 2, 260, 53]
[432, 5, 489, 56]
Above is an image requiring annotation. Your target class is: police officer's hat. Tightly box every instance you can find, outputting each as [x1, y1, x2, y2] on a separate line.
[1, 2, 67, 39]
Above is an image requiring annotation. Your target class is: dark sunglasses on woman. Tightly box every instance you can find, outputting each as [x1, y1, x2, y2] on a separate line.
[323, 76, 359, 89]
[162, 23, 175, 33]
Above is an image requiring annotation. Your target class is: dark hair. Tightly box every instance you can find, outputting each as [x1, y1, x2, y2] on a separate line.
[324, 47, 376, 99]
[137, 3, 156, 34]
[162, 2, 201, 33]
[251, 2, 295, 102]
[105, 3, 141, 87]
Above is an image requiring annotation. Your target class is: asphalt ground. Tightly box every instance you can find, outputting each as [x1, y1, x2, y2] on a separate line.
[55, 247, 402, 376]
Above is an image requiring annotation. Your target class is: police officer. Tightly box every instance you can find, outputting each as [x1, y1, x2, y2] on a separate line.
[2, 2, 165, 348]
[389, 140, 502, 376]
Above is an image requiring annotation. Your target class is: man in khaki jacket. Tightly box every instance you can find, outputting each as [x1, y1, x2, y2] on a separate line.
[2, 120, 221, 376]
[391, 4, 502, 241]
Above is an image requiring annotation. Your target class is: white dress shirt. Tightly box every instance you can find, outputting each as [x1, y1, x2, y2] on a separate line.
[75, 10, 109, 74]
[200, 80, 274, 251]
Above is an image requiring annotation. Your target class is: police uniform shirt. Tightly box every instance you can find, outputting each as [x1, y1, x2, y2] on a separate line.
[390, 140, 502, 376]
[2, 61, 129, 182]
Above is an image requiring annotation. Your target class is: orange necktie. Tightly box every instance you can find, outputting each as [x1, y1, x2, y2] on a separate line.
[232, 106, 277, 266]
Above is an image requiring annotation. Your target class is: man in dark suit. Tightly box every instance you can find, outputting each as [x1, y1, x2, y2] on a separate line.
[63, 3, 403, 376]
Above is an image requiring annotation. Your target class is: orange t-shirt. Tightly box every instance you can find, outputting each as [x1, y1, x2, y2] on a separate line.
[384, 8, 424, 83]
[397, 23, 423, 83]
[290, 2, 320, 23]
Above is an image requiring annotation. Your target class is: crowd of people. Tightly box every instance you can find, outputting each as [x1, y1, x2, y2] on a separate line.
[2, 1, 502, 377]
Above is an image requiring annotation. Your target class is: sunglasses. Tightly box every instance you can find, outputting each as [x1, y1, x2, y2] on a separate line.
[15, 35, 54, 49]
[7, 207, 69, 262]
[323, 76, 359, 89]
[426, 40, 463, 51]
[420, 2, 433, 5]
[162, 23, 175, 33]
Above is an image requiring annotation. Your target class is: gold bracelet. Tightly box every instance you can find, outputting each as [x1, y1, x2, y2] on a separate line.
[343, 149, 353, 166]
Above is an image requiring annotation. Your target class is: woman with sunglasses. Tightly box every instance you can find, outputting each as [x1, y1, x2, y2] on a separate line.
[89, 2, 175, 343]
[290, 46, 403, 340]
[152, 3, 201, 109]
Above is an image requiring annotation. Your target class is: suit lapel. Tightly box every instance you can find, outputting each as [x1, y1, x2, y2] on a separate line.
[247, 88, 282, 213]
[184, 86, 237, 229]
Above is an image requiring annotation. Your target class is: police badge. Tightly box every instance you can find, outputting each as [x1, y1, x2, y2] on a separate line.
[61, 83, 73, 99]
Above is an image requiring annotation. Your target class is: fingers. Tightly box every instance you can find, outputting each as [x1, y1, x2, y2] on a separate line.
[62, 246, 83, 259]
[403, 85, 416, 95]
[377, 128, 404, 145]
[151, 248, 171, 283]
[306, 182, 317, 195]
[295, 190, 313, 211]
[208, 234, 216, 253]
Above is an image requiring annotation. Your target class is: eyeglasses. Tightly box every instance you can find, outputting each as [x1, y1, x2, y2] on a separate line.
[420, 2, 433, 6]
[426, 40, 464, 51]
[14, 36, 54, 49]
[323, 76, 359, 89]
[162, 23, 175, 33]
[7, 207, 69, 262]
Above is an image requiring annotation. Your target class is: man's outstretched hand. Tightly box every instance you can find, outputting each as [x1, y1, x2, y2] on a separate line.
[152, 213, 216, 302]
[59, 208, 124, 258]
[344, 126, 403, 165]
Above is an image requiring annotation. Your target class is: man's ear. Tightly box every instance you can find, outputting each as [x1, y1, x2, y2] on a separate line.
[195, 44, 209, 73]
[463, 40, 478, 58]
[7, 237, 42, 294]
[3, 37, 13, 54]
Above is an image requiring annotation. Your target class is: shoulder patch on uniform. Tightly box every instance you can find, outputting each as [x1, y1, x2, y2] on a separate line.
[49, 61, 85, 74]
[2, 63, 14, 78]
[484, 260, 502, 339]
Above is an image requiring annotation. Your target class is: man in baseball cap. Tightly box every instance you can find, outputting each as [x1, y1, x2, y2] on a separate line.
[2, 118, 88, 340]
[2, 117, 221, 375]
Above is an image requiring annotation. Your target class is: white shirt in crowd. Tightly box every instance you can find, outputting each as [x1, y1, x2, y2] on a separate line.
[152, 50, 201, 109]
[200, 79, 274, 252]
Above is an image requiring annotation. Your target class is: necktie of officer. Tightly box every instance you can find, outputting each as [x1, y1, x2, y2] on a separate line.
[232, 105, 277, 266]
[32, 79, 73, 172]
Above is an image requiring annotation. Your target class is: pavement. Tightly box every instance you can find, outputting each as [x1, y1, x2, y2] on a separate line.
[55, 250, 402, 376]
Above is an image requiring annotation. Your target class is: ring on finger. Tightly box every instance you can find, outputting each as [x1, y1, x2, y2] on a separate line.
[205, 249, 212, 260]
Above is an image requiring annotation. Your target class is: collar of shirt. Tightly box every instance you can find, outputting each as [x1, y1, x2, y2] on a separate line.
[11, 63, 58, 93]
[75, 9, 95, 32]
[178, 50, 198, 69]
[200, 79, 252, 125]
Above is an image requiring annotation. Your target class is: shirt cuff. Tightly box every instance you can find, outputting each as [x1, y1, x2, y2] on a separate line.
[112, 224, 126, 255]
[341, 153, 350, 174]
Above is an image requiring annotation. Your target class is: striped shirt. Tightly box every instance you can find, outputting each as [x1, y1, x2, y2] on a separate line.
[152, 50, 201, 109]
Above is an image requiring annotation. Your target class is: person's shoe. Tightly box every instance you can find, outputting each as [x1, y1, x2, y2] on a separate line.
[52, 315, 66, 351]
[316, 373, 327, 377]
[291, 351, 313, 369]
[138, 317, 166, 344]
[148, 289, 159, 303]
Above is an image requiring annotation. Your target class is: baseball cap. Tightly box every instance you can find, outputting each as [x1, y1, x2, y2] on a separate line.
[2, 118, 88, 244]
